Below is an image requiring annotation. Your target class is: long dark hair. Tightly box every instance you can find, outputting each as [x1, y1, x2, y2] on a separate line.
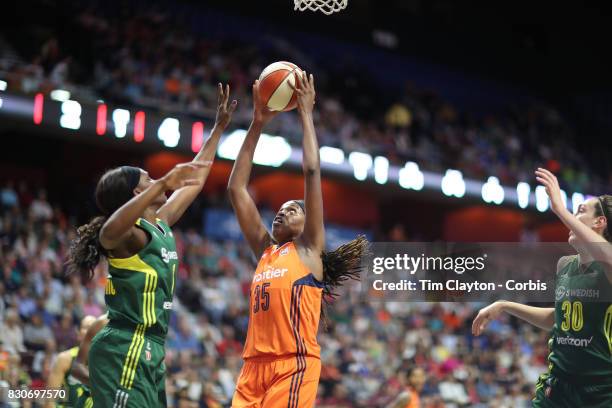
[595, 195, 612, 242]
[66, 166, 142, 282]
[288, 200, 370, 325]
[320, 235, 370, 327]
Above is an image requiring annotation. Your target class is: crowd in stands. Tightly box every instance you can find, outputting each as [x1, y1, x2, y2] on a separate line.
[1, 2, 609, 194]
[1, 181, 548, 407]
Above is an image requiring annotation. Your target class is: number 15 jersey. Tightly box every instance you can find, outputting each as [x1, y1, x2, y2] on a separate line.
[242, 242, 324, 360]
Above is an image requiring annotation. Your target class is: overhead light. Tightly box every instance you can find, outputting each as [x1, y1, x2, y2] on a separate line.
[50, 89, 71, 101]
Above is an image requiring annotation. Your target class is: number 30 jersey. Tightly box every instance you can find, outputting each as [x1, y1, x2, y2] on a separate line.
[548, 255, 612, 385]
[242, 242, 324, 360]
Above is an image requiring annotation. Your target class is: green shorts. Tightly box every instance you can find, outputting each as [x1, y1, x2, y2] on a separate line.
[58, 382, 90, 408]
[533, 373, 612, 408]
[88, 324, 166, 408]
[74, 387, 93, 408]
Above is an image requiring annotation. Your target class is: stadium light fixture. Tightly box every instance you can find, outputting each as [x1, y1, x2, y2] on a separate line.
[219, 129, 291, 167]
[253, 134, 292, 167]
[441, 169, 466, 198]
[398, 162, 424, 191]
[59, 100, 81, 130]
[481, 176, 504, 204]
[112, 109, 130, 138]
[158, 118, 181, 148]
[374, 156, 389, 184]
[320, 146, 344, 164]
[348, 152, 373, 181]
[50, 89, 71, 102]
[535, 185, 549, 212]
[516, 182, 530, 209]
[0, 80, 6, 91]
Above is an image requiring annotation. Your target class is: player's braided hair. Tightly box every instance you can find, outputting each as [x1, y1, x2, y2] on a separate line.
[66, 166, 141, 282]
[320, 234, 370, 327]
[67, 216, 108, 282]
[595, 195, 612, 242]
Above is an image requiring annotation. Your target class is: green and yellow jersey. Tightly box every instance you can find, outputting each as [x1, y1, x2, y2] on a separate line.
[546, 255, 612, 385]
[104, 218, 178, 342]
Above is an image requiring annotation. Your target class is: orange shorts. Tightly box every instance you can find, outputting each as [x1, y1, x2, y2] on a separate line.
[232, 356, 321, 408]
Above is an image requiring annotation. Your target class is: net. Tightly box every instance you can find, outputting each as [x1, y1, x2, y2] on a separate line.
[294, 0, 348, 15]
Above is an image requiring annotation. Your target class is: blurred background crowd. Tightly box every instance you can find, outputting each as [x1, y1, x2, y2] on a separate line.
[1, 185, 548, 407]
[1, 1, 609, 194]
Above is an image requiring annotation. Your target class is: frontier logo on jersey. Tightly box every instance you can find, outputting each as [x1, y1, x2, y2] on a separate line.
[556, 335, 593, 347]
[161, 248, 178, 264]
[253, 267, 288, 283]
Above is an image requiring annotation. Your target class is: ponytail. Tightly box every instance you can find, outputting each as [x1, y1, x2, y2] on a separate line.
[66, 216, 107, 282]
[320, 235, 370, 327]
[66, 166, 142, 282]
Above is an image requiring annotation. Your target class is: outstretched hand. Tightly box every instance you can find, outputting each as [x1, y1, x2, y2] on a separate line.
[472, 301, 505, 336]
[161, 162, 210, 191]
[214, 83, 237, 129]
[252, 80, 279, 125]
[290, 70, 316, 115]
[535, 167, 566, 214]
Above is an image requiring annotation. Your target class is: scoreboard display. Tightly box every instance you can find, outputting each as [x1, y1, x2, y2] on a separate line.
[0, 92, 207, 153]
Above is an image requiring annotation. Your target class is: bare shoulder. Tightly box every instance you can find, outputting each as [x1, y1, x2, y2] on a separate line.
[294, 238, 324, 280]
[108, 225, 149, 258]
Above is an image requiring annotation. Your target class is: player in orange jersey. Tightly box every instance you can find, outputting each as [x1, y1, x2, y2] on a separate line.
[386, 367, 426, 408]
[227, 71, 368, 408]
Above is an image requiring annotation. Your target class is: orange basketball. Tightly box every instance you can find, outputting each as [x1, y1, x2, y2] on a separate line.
[257, 61, 302, 112]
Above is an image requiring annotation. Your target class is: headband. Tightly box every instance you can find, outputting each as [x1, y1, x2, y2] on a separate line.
[598, 196, 610, 222]
[293, 200, 305, 213]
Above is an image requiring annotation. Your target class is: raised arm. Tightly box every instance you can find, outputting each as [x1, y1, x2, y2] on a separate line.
[157, 84, 236, 226]
[72, 316, 109, 386]
[294, 72, 325, 252]
[227, 81, 277, 258]
[100, 162, 206, 251]
[535, 168, 612, 267]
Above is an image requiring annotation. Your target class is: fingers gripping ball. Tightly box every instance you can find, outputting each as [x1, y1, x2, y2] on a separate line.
[257, 61, 303, 112]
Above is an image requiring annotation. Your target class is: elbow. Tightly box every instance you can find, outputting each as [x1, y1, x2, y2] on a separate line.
[226, 183, 238, 195]
[226, 184, 243, 203]
[303, 164, 320, 176]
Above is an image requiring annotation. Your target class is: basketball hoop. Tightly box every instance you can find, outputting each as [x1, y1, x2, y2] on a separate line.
[294, 0, 348, 15]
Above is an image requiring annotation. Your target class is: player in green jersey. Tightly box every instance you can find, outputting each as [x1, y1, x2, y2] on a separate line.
[472, 168, 612, 407]
[45, 315, 96, 408]
[66, 84, 236, 408]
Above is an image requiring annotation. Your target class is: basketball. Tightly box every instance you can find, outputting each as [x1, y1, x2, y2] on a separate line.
[257, 61, 303, 112]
